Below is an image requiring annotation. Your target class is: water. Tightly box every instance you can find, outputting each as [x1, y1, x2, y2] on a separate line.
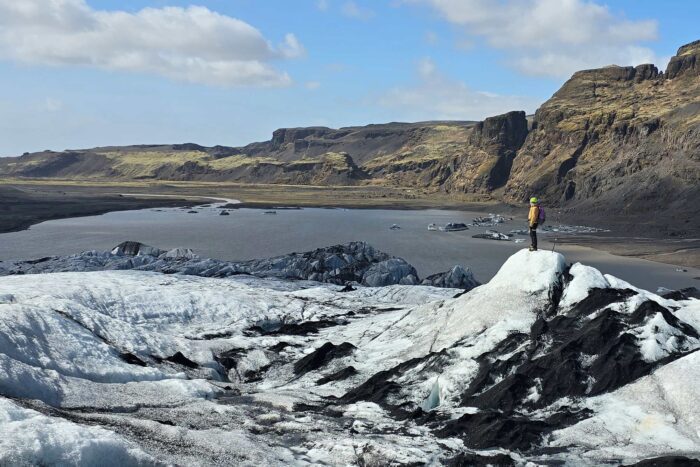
[0, 205, 697, 291]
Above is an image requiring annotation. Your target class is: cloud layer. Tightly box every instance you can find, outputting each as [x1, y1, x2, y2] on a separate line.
[378, 58, 540, 120]
[0, 0, 303, 86]
[407, 0, 659, 77]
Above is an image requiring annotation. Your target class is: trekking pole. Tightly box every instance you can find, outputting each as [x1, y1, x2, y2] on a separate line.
[552, 238, 558, 252]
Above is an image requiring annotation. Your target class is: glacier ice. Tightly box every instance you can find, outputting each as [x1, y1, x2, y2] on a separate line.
[0, 248, 698, 465]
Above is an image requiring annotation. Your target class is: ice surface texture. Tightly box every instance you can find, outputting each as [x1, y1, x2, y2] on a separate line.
[0, 248, 699, 465]
[0, 241, 480, 290]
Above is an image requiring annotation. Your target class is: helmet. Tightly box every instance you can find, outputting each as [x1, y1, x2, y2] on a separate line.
[530, 197, 538, 204]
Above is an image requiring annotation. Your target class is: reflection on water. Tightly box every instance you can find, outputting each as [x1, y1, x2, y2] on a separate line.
[0, 206, 697, 291]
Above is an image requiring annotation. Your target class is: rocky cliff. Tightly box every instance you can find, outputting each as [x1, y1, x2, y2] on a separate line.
[505, 40, 700, 228]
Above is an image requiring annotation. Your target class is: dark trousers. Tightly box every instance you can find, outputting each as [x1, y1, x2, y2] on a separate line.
[529, 225, 538, 249]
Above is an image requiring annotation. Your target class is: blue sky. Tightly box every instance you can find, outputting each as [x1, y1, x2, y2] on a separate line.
[0, 0, 698, 156]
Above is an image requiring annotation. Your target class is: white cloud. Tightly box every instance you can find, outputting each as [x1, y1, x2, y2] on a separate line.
[279, 33, 306, 59]
[316, 0, 330, 11]
[404, 0, 659, 77]
[341, 1, 375, 20]
[378, 58, 540, 120]
[305, 81, 321, 90]
[0, 1, 304, 87]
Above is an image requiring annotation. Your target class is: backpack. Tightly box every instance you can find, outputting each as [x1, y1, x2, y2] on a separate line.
[537, 206, 546, 225]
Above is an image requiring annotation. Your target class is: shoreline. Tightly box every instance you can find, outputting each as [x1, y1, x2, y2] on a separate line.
[221, 200, 514, 212]
[0, 190, 199, 234]
[553, 235, 700, 269]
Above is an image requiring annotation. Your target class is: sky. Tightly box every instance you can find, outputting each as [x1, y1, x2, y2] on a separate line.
[0, 0, 698, 156]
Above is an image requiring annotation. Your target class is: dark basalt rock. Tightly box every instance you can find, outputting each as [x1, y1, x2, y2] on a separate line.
[661, 287, 700, 301]
[243, 364, 272, 382]
[156, 351, 199, 369]
[214, 348, 247, 372]
[316, 366, 358, 385]
[120, 352, 147, 367]
[196, 330, 236, 340]
[444, 451, 515, 466]
[276, 320, 344, 335]
[634, 64, 660, 82]
[293, 342, 356, 376]
[666, 40, 700, 79]
[566, 287, 637, 317]
[171, 143, 207, 152]
[468, 111, 529, 190]
[271, 127, 333, 149]
[338, 357, 422, 405]
[24, 257, 52, 265]
[471, 111, 529, 155]
[630, 300, 699, 339]
[436, 408, 591, 450]
[246, 319, 340, 336]
[338, 350, 450, 408]
[268, 341, 296, 352]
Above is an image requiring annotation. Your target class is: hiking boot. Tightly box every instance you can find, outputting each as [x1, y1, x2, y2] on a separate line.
[529, 246, 537, 251]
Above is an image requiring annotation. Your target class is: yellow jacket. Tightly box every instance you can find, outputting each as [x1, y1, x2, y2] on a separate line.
[528, 205, 540, 227]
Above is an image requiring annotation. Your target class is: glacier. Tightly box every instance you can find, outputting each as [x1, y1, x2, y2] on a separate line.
[0, 245, 699, 466]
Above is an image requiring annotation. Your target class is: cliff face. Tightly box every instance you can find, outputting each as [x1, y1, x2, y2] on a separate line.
[356, 111, 529, 194]
[504, 40, 700, 225]
[0, 122, 477, 186]
[445, 111, 528, 193]
[666, 39, 700, 79]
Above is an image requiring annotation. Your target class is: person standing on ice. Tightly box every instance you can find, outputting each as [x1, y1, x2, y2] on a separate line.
[528, 197, 543, 251]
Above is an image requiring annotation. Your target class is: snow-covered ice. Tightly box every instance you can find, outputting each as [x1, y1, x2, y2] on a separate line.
[1, 247, 699, 465]
[0, 398, 154, 466]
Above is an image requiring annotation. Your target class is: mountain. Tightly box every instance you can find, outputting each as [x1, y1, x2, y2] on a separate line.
[506, 40, 700, 226]
[1, 40, 698, 227]
[1, 244, 699, 465]
[0, 121, 479, 186]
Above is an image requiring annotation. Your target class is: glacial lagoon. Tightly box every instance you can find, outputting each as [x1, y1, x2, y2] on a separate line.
[0, 204, 697, 291]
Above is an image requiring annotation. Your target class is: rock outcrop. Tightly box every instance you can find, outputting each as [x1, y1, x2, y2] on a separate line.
[666, 39, 700, 79]
[504, 41, 700, 230]
[443, 110, 529, 193]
